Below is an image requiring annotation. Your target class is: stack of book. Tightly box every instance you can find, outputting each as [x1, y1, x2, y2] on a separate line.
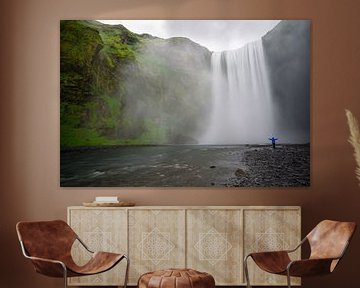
[83, 196, 135, 207]
[93, 196, 119, 204]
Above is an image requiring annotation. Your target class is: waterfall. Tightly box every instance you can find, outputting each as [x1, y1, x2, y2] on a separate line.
[200, 40, 274, 144]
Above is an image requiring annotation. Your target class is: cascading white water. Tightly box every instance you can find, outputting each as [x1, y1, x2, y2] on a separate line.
[200, 40, 274, 144]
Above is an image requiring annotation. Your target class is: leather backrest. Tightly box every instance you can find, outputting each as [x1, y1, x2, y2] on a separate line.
[16, 220, 77, 261]
[307, 220, 356, 260]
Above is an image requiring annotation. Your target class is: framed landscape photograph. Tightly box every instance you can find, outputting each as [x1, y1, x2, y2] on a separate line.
[60, 20, 310, 187]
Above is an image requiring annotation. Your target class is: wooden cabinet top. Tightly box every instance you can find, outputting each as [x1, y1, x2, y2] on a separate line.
[69, 205, 301, 210]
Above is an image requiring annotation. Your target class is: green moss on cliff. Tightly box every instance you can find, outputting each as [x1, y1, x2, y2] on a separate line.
[60, 20, 211, 147]
[61, 20, 127, 146]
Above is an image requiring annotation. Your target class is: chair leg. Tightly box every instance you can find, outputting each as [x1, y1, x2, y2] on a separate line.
[286, 269, 291, 288]
[123, 255, 130, 288]
[244, 255, 252, 288]
[62, 264, 68, 288]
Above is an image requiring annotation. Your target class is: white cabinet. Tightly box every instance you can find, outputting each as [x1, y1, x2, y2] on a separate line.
[68, 206, 300, 286]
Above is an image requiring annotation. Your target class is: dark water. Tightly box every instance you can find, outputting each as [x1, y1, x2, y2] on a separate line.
[60, 144, 310, 187]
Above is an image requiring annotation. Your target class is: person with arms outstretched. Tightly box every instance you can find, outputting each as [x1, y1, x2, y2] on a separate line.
[269, 136, 278, 149]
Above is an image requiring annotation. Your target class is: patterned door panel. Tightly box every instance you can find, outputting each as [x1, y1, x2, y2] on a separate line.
[68, 208, 127, 286]
[244, 209, 301, 286]
[128, 209, 186, 284]
[187, 209, 243, 285]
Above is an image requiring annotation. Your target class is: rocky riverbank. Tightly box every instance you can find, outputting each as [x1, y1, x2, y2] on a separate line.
[225, 144, 310, 187]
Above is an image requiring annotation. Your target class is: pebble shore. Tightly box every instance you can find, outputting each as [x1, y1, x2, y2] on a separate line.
[226, 144, 310, 187]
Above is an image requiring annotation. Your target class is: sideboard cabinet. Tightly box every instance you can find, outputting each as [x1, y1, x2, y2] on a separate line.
[67, 206, 301, 286]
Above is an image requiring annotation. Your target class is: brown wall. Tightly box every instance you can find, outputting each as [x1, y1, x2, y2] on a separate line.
[1, 0, 360, 287]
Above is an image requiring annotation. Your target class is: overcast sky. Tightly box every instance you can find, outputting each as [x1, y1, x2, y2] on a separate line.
[98, 20, 281, 52]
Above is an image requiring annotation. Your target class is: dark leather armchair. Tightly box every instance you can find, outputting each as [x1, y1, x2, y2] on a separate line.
[16, 220, 129, 288]
[244, 220, 356, 288]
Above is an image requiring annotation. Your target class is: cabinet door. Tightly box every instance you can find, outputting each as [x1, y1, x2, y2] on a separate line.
[244, 209, 301, 286]
[128, 209, 186, 284]
[187, 209, 243, 285]
[68, 208, 127, 286]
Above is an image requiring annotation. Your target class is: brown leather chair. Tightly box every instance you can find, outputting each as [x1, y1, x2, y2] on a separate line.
[244, 220, 356, 288]
[16, 220, 129, 288]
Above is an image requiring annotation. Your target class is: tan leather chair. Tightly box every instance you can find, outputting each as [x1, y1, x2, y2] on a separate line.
[16, 220, 129, 288]
[244, 220, 356, 288]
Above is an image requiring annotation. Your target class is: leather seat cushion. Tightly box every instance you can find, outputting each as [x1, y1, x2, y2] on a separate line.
[138, 268, 215, 288]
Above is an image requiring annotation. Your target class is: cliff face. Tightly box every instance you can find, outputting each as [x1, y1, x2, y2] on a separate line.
[60, 20, 211, 147]
[262, 20, 311, 143]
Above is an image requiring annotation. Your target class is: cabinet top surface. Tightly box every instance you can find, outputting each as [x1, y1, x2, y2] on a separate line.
[68, 205, 301, 210]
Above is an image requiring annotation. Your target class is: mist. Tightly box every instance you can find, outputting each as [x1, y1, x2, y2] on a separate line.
[119, 37, 212, 144]
[118, 20, 310, 145]
[262, 20, 310, 143]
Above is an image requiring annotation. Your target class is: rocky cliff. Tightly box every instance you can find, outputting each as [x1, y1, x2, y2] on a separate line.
[60, 20, 211, 147]
[262, 20, 310, 143]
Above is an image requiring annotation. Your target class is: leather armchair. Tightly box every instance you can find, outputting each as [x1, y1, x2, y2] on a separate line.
[16, 220, 129, 288]
[244, 220, 356, 288]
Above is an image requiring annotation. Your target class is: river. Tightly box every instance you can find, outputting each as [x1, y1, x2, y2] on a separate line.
[60, 144, 309, 187]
